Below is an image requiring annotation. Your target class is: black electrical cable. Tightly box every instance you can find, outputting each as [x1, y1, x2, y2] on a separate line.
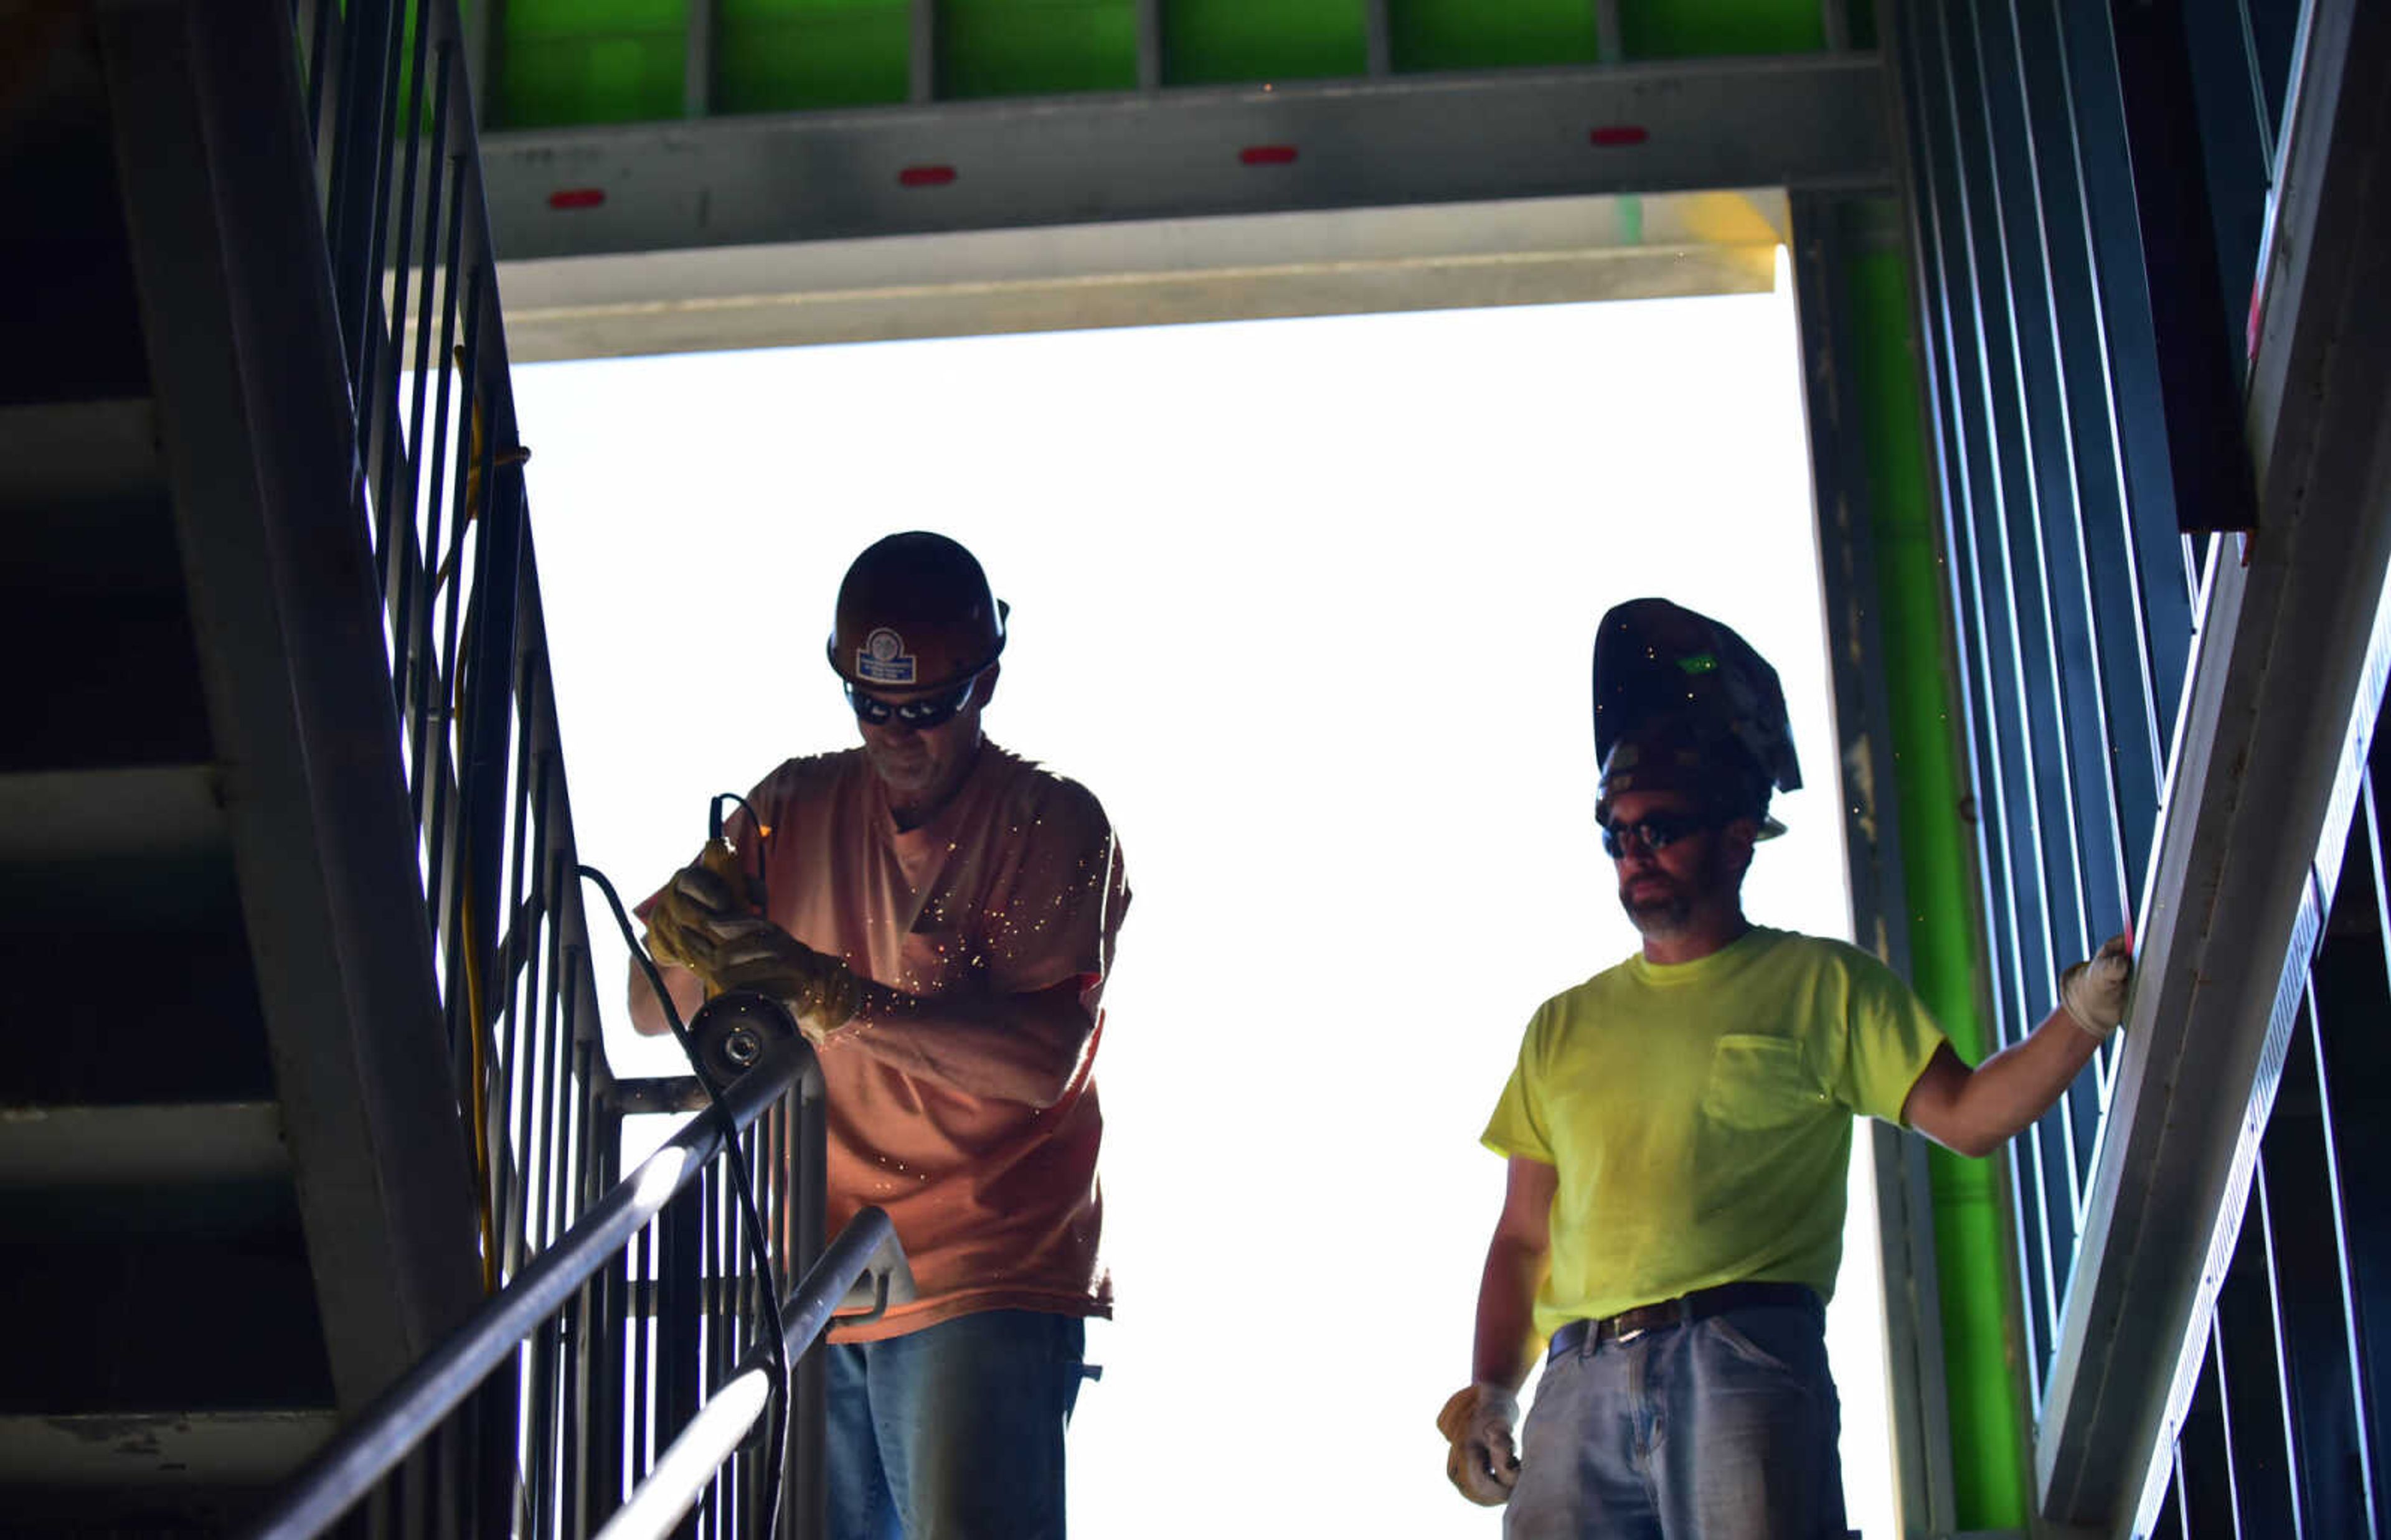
[577, 863, 793, 1536]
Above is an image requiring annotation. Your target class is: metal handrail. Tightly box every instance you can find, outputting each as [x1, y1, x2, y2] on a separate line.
[599, 1210, 913, 1540]
[246, 1032, 821, 1540]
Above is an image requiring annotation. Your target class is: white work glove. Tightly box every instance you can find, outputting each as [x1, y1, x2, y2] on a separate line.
[1435, 1383, 1520, 1507]
[2060, 933, 2134, 1038]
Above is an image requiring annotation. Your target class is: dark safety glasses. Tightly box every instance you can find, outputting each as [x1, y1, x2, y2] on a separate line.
[844, 672, 981, 730]
[1600, 809, 1724, 860]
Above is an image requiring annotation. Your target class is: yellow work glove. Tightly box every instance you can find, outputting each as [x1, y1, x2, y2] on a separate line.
[707, 920, 863, 1045]
[2060, 932, 2134, 1039]
[643, 839, 747, 978]
[1435, 1383, 1520, 1507]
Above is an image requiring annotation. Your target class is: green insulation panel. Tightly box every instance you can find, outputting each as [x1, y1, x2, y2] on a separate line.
[491, 1, 1870, 126]
[719, 0, 912, 111]
[1619, 0, 1826, 59]
[499, 0, 687, 128]
[1388, 0, 1597, 71]
[1166, 0, 1367, 87]
[1847, 230, 2030, 1529]
[940, 0, 1139, 97]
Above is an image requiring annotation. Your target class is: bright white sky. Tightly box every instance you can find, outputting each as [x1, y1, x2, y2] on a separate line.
[512, 269, 1897, 1538]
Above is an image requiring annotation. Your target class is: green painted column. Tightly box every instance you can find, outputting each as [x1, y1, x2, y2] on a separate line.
[1844, 232, 2031, 1530]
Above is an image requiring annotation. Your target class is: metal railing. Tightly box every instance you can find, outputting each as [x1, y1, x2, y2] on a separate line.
[247, 1008, 909, 1538]
[257, 0, 907, 1531]
[292, 0, 595, 1295]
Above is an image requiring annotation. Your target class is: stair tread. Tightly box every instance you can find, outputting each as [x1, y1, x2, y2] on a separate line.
[0, 1101, 287, 1190]
[0, 398, 161, 507]
[0, 1407, 335, 1490]
[0, 765, 227, 865]
[0, 926, 273, 1106]
[1, 1230, 336, 1414]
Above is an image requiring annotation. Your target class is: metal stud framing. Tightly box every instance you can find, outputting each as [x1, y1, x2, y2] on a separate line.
[1890, 0, 2391, 1529]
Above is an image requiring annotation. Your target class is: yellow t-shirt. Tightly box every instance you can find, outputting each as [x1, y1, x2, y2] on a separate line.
[1483, 927, 1946, 1338]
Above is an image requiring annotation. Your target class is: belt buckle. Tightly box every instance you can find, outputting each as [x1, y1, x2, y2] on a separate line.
[1613, 1325, 1646, 1345]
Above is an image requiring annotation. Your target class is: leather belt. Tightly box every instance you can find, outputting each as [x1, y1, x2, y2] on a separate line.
[1547, 1280, 1821, 1362]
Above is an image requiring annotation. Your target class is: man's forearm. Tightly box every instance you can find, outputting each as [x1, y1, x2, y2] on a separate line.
[831, 977, 1094, 1108]
[1942, 1007, 2101, 1155]
[1472, 1236, 1547, 1391]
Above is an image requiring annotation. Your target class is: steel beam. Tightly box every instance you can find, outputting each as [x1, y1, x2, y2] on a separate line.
[480, 54, 1889, 264]
[487, 187, 1786, 360]
[2033, 1, 2391, 1523]
[97, 0, 484, 1414]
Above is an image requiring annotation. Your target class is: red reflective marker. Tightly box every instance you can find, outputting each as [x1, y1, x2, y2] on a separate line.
[1240, 144, 1299, 166]
[1588, 125, 1651, 148]
[547, 187, 607, 210]
[898, 164, 958, 187]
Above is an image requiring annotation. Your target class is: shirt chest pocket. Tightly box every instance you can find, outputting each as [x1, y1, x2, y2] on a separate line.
[1700, 1035, 1825, 1132]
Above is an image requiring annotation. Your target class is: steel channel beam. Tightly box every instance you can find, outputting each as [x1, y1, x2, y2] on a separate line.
[94, 0, 484, 1414]
[2036, 1, 2391, 1522]
[478, 54, 1889, 263]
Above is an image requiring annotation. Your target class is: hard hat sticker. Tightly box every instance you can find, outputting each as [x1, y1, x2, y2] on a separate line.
[857, 627, 918, 685]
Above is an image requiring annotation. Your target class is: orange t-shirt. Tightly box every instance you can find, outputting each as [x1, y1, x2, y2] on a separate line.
[713, 741, 1128, 1341]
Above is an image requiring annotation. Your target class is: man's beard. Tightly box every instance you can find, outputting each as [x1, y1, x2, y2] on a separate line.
[1621, 883, 1695, 938]
[1618, 845, 1728, 939]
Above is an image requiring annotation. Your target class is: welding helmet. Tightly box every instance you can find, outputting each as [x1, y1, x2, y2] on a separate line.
[1592, 598, 1800, 838]
[827, 532, 1007, 695]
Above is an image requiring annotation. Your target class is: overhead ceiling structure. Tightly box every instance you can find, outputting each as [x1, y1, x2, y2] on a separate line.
[468, 0, 1890, 358]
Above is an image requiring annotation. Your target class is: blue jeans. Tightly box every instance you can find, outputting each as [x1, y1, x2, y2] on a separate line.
[825, 1310, 1090, 1540]
[1506, 1300, 1847, 1540]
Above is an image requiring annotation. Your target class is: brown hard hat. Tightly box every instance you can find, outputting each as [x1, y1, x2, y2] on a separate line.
[826, 532, 1007, 693]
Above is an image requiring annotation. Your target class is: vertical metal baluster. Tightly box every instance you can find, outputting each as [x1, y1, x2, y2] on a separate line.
[392, 44, 453, 751]
[631, 1221, 656, 1490]
[536, 850, 569, 1258]
[496, 655, 539, 1275]
[700, 1164, 724, 1539]
[590, 1099, 628, 1529]
[660, 1186, 702, 1540]
[431, 265, 488, 865]
[303, 0, 337, 159]
[407, 133, 463, 830]
[417, 249, 474, 959]
[366, 1472, 395, 1540]
[435, 1409, 463, 1540]
[318, 0, 369, 293]
[372, 6, 436, 610]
